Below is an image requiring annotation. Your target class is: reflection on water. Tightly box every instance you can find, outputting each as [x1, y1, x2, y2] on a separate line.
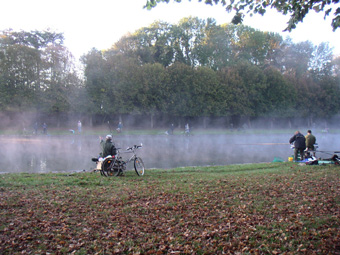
[0, 132, 338, 173]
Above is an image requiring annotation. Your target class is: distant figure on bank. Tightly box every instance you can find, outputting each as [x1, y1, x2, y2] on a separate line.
[34, 122, 38, 135]
[100, 135, 117, 157]
[166, 123, 175, 135]
[185, 123, 190, 136]
[78, 120, 82, 133]
[289, 131, 306, 161]
[116, 122, 123, 133]
[42, 123, 47, 134]
[305, 130, 316, 156]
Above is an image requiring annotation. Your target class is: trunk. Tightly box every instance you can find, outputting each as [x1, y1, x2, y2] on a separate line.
[308, 116, 313, 128]
[89, 115, 93, 127]
[247, 117, 251, 129]
[150, 113, 154, 129]
[203, 117, 207, 129]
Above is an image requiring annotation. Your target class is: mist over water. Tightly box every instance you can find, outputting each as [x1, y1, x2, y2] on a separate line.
[0, 132, 339, 174]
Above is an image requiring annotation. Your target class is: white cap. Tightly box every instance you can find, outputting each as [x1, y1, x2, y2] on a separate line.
[106, 135, 112, 140]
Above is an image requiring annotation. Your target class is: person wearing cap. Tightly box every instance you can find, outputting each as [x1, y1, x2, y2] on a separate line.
[305, 130, 316, 156]
[100, 135, 117, 157]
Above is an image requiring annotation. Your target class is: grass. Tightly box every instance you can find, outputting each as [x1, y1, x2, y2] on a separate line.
[0, 162, 339, 254]
[2, 126, 340, 136]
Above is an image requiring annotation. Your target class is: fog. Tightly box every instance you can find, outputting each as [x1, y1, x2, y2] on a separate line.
[1, 131, 339, 174]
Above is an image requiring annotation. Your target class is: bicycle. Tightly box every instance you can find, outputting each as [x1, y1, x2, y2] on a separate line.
[101, 144, 145, 177]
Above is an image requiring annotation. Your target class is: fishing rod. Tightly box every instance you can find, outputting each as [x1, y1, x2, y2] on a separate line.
[315, 150, 340, 155]
[107, 120, 113, 135]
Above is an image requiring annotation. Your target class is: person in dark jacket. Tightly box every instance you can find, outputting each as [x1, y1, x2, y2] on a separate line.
[289, 131, 306, 161]
[100, 135, 117, 157]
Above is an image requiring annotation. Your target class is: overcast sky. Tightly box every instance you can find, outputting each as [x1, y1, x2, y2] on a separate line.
[1, 0, 339, 60]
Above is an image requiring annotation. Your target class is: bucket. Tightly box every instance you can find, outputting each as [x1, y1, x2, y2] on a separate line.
[288, 157, 293, 162]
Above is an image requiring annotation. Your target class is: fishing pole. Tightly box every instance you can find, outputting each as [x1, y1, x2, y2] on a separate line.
[315, 150, 340, 155]
[107, 120, 113, 135]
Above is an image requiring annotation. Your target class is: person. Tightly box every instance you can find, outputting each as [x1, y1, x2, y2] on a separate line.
[185, 123, 190, 136]
[78, 120, 82, 133]
[167, 123, 175, 135]
[100, 135, 117, 157]
[34, 122, 38, 135]
[42, 123, 47, 134]
[289, 131, 306, 161]
[305, 130, 316, 156]
[116, 122, 123, 133]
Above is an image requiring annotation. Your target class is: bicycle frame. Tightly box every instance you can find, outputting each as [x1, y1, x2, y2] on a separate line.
[118, 147, 138, 165]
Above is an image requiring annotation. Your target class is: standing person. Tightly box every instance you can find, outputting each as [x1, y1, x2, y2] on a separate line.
[100, 135, 117, 157]
[34, 122, 38, 135]
[42, 123, 47, 135]
[78, 120, 82, 134]
[289, 131, 306, 161]
[305, 130, 316, 156]
[168, 123, 174, 135]
[185, 123, 190, 136]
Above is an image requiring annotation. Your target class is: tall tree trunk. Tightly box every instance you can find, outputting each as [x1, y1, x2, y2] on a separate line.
[150, 113, 154, 129]
[89, 115, 93, 127]
[203, 117, 207, 129]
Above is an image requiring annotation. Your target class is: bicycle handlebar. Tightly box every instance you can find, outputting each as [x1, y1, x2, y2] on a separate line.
[123, 144, 143, 151]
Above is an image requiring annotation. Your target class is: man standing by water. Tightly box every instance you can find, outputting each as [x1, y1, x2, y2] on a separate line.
[42, 123, 47, 135]
[305, 130, 316, 156]
[78, 120, 82, 134]
[117, 122, 123, 133]
[289, 131, 306, 161]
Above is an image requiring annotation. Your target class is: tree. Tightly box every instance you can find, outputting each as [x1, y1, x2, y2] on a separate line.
[164, 62, 195, 119]
[280, 40, 314, 77]
[134, 63, 169, 127]
[310, 42, 334, 77]
[145, 0, 340, 31]
[231, 25, 284, 67]
[262, 67, 296, 118]
[194, 19, 235, 69]
[0, 29, 79, 119]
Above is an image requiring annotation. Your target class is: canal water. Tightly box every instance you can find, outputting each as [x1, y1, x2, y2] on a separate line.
[0, 133, 338, 173]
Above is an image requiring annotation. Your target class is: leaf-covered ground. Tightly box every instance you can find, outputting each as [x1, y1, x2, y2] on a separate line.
[1, 163, 339, 254]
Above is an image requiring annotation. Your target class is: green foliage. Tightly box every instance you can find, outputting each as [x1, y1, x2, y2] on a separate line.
[1, 19, 340, 128]
[145, 0, 340, 31]
[0, 29, 82, 117]
[81, 16, 340, 123]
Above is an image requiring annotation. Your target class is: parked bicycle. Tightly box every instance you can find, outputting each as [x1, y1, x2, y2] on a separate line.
[100, 144, 145, 177]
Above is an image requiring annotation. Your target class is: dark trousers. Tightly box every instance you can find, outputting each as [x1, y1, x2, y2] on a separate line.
[294, 148, 304, 161]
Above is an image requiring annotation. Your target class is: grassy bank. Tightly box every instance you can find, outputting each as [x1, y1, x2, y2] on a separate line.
[1, 127, 339, 136]
[1, 163, 339, 254]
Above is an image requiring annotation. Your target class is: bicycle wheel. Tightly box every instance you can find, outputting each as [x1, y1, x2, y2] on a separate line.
[101, 158, 121, 177]
[134, 157, 145, 176]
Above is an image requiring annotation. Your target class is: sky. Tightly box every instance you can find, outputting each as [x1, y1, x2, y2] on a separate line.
[1, 0, 339, 61]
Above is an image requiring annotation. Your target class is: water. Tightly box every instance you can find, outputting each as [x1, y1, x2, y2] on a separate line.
[0, 133, 338, 173]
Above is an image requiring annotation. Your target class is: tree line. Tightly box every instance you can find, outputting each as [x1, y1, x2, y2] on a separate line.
[1, 18, 340, 129]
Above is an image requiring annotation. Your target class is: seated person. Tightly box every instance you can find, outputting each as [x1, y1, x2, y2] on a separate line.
[100, 134, 117, 157]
